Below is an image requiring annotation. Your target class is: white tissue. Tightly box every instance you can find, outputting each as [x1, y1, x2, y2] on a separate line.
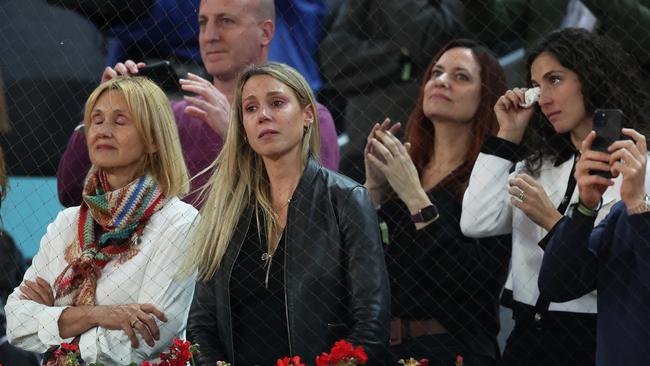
[519, 87, 540, 108]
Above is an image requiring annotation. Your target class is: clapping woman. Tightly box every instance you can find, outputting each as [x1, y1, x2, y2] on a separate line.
[5, 77, 198, 365]
[187, 62, 390, 366]
[364, 39, 510, 365]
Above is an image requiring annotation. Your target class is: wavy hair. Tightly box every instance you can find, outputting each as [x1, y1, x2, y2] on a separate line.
[190, 62, 320, 280]
[522, 28, 650, 174]
[83, 77, 189, 197]
[405, 39, 507, 197]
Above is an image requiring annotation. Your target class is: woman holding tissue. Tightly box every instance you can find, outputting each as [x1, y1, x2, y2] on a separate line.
[5, 77, 198, 365]
[460, 28, 650, 366]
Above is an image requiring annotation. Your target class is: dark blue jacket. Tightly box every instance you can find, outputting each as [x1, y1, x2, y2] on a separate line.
[539, 201, 650, 365]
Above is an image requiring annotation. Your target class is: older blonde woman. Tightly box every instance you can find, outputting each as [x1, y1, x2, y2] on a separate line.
[5, 77, 198, 365]
[187, 62, 390, 366]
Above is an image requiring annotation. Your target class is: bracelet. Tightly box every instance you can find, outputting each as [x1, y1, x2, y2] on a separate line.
[576, 198, 601, 217]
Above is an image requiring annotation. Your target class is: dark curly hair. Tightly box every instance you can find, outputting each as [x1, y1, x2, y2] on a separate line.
[405, 39, 507, 198]
[521, 28, 650, 175]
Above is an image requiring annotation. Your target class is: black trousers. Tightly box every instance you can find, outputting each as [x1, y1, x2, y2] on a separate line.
[500, 303, 596, 366]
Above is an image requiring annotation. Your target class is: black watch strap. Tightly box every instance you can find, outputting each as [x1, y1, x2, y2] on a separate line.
[411, 204, 439, 223]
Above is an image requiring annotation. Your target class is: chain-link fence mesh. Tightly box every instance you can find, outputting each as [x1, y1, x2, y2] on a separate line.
[1, 0, 649, 365]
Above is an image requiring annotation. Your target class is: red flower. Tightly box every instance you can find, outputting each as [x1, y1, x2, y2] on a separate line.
[316, 353, 331, 366]
[316, 340, 367, 366]
[139, 361, 152, 366]
[455, 355, 464, 366]
[418, 359, 429, 366]
[352, 346, 367, 365]
[60, 343, 80, 352]
[172, 339, 192, 362]
[277, 355, 305, 366]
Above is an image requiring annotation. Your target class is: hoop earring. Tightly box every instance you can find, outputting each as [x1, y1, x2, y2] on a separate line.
[243, 135, 248, 143]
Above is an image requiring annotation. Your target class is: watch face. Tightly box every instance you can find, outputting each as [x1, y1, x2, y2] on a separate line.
[412, 205, 439, 223]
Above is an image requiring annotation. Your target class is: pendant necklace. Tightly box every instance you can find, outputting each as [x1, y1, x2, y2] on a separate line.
[260, 197, 291, 288]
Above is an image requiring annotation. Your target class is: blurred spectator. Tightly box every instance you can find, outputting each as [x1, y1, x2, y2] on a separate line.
[48, 0, 203, 75]
[0, 0, 104, 176]
[268, 0, 328, 93]
[364, 40, 510, 365]
[539, 128, 650, 366]
[57, 0, 340, 208]
[0, 71, 38, 366]
[461, 0, 650, 87]
[319, 0, 464, 183]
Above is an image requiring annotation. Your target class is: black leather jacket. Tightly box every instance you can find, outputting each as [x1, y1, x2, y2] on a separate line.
[188, 157, 390, 366]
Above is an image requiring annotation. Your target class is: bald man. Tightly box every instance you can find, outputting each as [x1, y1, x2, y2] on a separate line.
[56, 0, 340, 208]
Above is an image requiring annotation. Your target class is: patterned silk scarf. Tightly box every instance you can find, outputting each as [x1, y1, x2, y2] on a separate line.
[52, 169, 166, 307]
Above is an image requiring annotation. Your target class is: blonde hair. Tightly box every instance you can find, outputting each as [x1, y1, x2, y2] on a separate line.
[190, 62, 320, 280]
[83, 77, 189, 197]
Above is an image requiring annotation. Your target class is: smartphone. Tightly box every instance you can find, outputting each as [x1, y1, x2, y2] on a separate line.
[590, 108, 624, 178]
[138, 60, 181, 93]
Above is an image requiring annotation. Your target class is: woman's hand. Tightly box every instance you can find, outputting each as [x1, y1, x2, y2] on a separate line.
[94, 303, 168, 348]
[366, 129, 430, 213]
[609, 128, 647, 209]
[508, 173, 563, 231]
[363, 118, 401, 202]
[19, 277, 53, 306]
[575, 131, 614, 209]
[494, 88, 536, 144]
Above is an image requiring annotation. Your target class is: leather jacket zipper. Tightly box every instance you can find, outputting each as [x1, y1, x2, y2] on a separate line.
[284, 203, 293, 357]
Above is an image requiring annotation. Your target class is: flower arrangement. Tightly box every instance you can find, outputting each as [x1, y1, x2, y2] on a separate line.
[44, 343, 86, 366]
[315, 340, 368, 366]
[44, 339, 199, 366]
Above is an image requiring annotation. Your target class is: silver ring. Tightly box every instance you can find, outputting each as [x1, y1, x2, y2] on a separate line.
[517, 191, 526, 202]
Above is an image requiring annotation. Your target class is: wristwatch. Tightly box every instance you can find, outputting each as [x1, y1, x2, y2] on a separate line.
[628, 194, 650, 215]
[411, 204, 439, 223]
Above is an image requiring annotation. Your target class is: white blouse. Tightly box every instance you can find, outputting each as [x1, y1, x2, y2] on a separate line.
[5, 197, 199, 365]
[460, 152, 628, 313]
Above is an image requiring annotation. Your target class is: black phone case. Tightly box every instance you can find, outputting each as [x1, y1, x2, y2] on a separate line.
[590, 109, 624, 179]
[138, 60, 181, 93]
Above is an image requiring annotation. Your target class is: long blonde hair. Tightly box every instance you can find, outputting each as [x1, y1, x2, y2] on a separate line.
[83, 77, 189, 197]
[191, 62, 320, 280]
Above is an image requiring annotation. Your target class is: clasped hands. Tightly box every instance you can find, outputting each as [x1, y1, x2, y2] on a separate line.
[20, 276, 166, 348]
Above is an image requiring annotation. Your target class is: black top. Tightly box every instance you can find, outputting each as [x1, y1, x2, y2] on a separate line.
[230, 215, 289, 366]
[379, 185, 510, 358]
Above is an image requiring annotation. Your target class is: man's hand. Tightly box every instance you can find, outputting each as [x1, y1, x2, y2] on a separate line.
[101, 60, 146, 84]
[181, 72, 231, 137]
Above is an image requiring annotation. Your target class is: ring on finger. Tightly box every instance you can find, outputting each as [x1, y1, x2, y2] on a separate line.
[517, 190, 526, 202]
[130, 319, 139, 328]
